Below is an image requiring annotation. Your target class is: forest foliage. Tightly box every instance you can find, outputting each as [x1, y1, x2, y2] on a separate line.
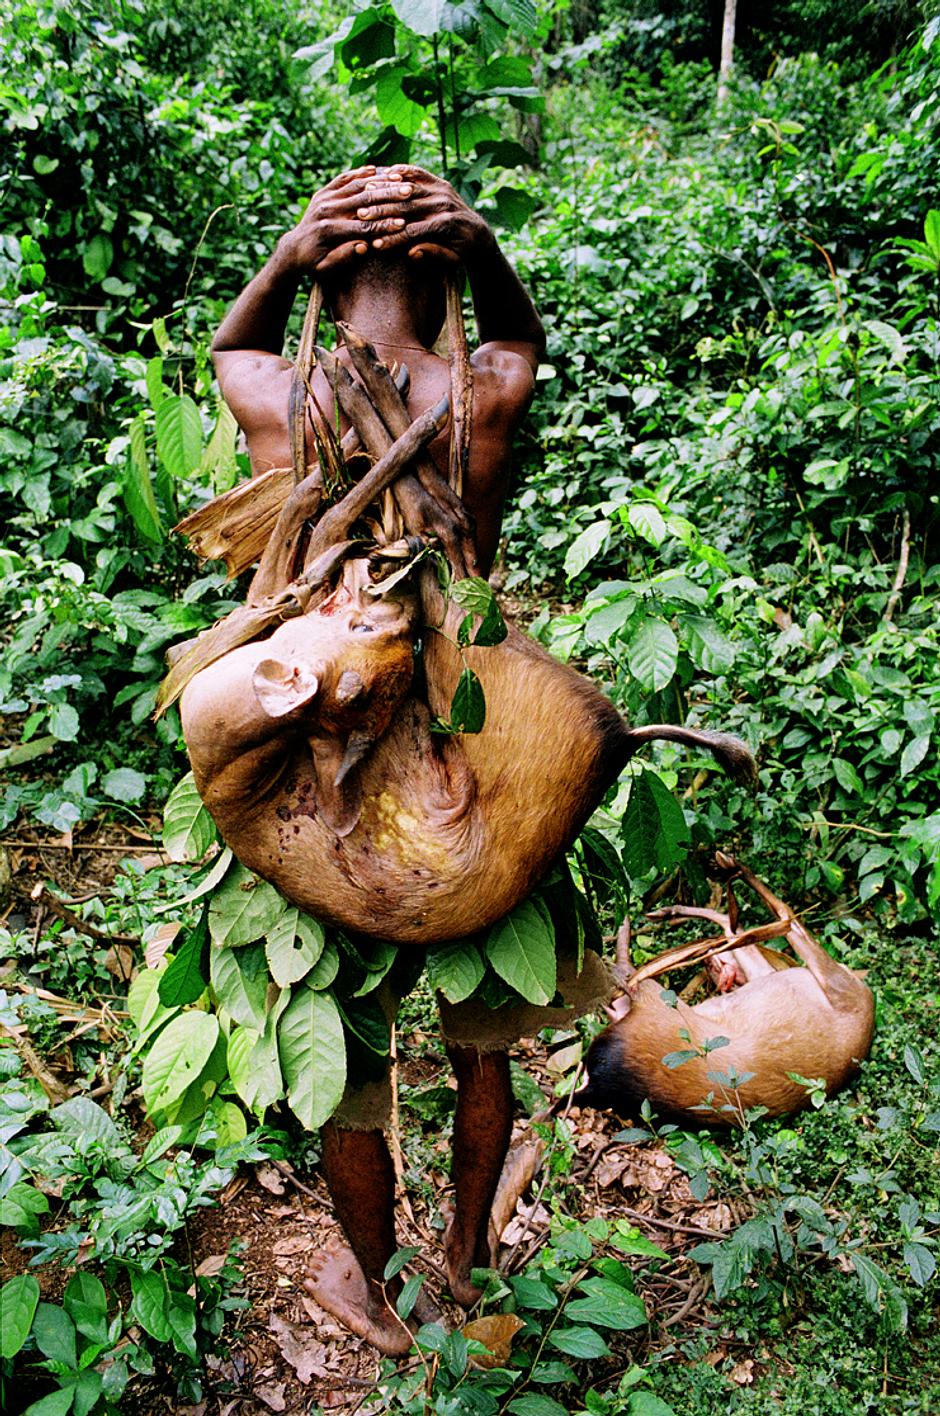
[1, 2, 939, 1413]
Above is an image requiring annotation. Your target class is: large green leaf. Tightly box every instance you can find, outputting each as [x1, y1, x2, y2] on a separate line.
[564, 520, 608, 579]
[278, 985, 346, 1131]
[141, 1011, 220, 1115]
[566, 1276, 647, 1331]
[155, 394, 203, 479]
[210, 941, 268, 1029]
[227, 1024, 284, 1118]
[124, 413, 162, 544]
[63, 1274, 109, 1346]
[390, 0, 449, 36]
[162, 771, 217, 862]
[50, 1096, 121, 1149]
[209, 862, 288, 947]
[376, 65, 428, 136]
[201, 399, 239, 492]
[485, 898, 556, 1005]
[426, 939, 485, 1003]
[683, 616, 735, 675]
[265, 909, 325, 986]
[158, 907, 210, 1007]
[130, 1270, 171, 1343]
[621, 769, 690, 880]
[626, 616, 678, 692]
[0, 1274, 40, 1358]
[450, 668, 486, 733]
[32, 1301, 77, 1366]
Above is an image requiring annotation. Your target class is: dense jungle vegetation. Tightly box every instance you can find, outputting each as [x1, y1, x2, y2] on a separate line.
[1, 1, 938, 1413]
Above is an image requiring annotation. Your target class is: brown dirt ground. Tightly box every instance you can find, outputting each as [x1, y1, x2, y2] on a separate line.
[1, 828, 761, 1415]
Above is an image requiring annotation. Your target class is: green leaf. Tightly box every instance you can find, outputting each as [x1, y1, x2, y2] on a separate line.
[1, 1274, 40, 1358]
[683, 616, 735, 675]
[48, 702, 80, 742]
[487, 0, 537, 34]
[564, 521, 608, 579]
[101, 767, 147, 803]
[63, 1275, 109, 1346]
[548, 1325, 611, 1358]
[82, 233, 113, 282]
[864, 319, 907, 364]
[925, 209, 940, 260]
[389, 0, 449, 37]
[832, 758, 863, 795]
[450, 577, 507, 645]
[146, 355, 167, 410]
[566, 1277, 647, 1331]
[508, 1396, 569, 1416]
[509, 1276, 557, 1311]
[227, 1024, 283, 1117]
[900, 734, 930, 778]
[494, 186, 538, 231]
[626, 616, 678, 692]
[124, 415, 162, 544]
[426, 939, 485, 1003]
[278, 985, 346, 1131]
[627, 502, 666, 547]
[0, 1181, 50, 1233]
[130, 1270, 171, 1343]
[22, 1391, 76, 1416]
[201, 399, 239, 492]
[376, 65, 428, 136]
[51, 1096, 122, 1148]
[629, 1395, 679, 1416]
[142, 1011, 220, 1115]
[33, 1301, 78, 1367]
[209, 862, 288, 947]
[210, 941, 269, 1029]
[158, 907, 210, 1007]
[307, 938, 340, 990]
[265, 909, 325, 987]
[155, 395, 203, 479]
[450, 668, 486, 733]
[621, 769, 690, 879]
[162, 771, 218, 862]
[485, 898, 556, 1005]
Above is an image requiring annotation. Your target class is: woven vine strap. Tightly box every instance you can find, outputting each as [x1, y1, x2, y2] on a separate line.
[445, 271, 473, 498]
[289, 284, 323, 487]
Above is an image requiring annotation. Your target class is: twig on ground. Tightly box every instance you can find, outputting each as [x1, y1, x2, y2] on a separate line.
[884, 507, 911, 624]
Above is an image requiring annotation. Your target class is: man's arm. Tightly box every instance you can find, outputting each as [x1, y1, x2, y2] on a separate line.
[362, 166, 546, 373]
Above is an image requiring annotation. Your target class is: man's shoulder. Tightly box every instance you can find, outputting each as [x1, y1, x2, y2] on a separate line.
[470, 344, 536, 414]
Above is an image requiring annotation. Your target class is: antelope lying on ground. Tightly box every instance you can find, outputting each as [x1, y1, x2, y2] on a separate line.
[573, 856, 875, 1125]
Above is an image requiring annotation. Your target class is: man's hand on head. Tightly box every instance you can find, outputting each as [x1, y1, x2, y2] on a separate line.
[355, 166, 496, 266]
[279, 166, 411, 276]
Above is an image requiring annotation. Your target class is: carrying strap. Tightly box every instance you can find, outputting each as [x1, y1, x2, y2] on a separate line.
[289, 269, 473, 500]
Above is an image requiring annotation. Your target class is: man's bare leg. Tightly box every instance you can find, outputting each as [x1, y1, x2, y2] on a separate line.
[305, 1123, 413, 1355]
[444, 1044, 514, 1307]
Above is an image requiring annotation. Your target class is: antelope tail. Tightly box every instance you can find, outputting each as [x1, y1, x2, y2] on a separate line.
[623, 725, 756, 786]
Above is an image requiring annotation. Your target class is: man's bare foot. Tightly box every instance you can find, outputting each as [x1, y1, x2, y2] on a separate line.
[443, 1209, 494, 1309]
[304, 1245, 413, 1356]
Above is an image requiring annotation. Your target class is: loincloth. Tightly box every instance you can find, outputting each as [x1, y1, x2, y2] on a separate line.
[333, 940, 616, 1132]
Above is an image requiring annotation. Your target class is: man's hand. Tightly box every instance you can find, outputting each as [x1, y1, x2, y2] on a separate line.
[356, 166, 495, 266]
[279, 167, 413, 276]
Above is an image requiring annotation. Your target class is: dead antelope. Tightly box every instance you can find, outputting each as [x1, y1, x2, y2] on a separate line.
[573, 856, 874, 1125]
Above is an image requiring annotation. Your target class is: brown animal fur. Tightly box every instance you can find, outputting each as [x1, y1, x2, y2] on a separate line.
[574, 862, 874, 1124]
[181, 564, 752, 944]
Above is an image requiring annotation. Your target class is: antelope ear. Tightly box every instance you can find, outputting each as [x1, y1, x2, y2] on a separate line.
[604, 993, 632, 1024]
[252, 658, 320, 719]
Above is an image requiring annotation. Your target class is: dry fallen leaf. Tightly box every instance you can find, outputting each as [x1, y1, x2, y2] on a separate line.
[272, 1233, 311, 1258]
[255, 1162, 287, 1195]
[194, 1254, 228, 1278]
[730, 1358, 756, 1385]
[269, 1313, 329, 1384]
[462, 1313, 525, 1369]
[254, 1381, 286, 1411]
[145, 921, 182, 970]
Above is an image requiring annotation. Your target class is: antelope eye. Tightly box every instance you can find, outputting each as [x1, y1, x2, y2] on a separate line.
[350, 621, 375, 634]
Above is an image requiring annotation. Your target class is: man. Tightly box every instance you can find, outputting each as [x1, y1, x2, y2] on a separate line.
[210, 166, 609, 1353]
